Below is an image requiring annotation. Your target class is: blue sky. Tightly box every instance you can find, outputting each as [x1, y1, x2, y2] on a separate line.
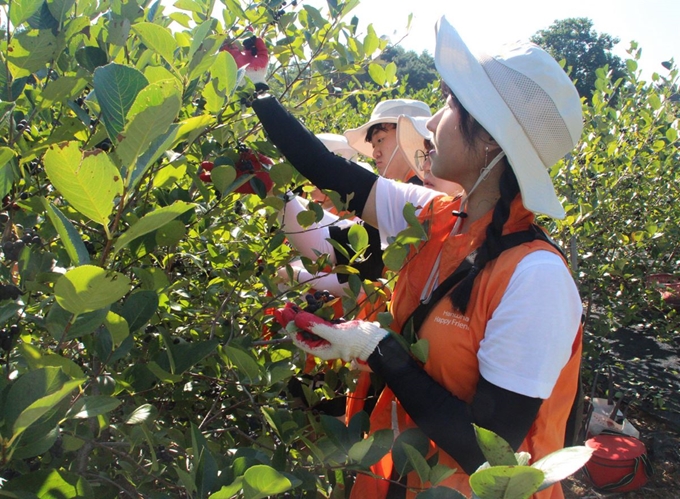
[307, 0, 679, 80]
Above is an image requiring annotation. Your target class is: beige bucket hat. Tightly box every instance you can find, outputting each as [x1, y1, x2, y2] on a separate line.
[434, 16, 583, 219]
[344, 99, 431, 158]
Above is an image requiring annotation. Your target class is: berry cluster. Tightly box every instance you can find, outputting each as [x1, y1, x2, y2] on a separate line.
[2, 240, 25, 261]
[15, 118, 30, 133]
[234, 147, 274, 195]
[304, 290, 335, 313]
[20, 228, 41, 247]
[0, 325, 19, 351]
[0, 284, 22, 301]
[2, 229, 40, 261]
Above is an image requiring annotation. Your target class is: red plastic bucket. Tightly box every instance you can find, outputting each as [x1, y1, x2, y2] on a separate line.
[583, 434, 653, 492]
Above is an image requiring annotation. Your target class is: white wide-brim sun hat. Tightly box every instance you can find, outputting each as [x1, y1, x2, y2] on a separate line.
[344, 99, 432, 158]
[316, 133, 358, 161]
[316, 132, 374, 172]
[434, 16, 583, 219]
[397, 115, 433, 180]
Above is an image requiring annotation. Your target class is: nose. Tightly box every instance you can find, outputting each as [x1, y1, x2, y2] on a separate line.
[427, 108, 444, 134]
[372, 145, 381, 159]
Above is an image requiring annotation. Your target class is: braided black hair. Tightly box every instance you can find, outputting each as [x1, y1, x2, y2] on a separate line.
[449, 166, 521, 314]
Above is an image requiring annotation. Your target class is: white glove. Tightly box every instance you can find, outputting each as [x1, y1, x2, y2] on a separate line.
[275, 304, 388, 362]
[221, 36, 269, 88]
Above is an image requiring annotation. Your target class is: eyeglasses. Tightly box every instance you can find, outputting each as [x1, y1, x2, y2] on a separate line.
[414, 150, 429, 171]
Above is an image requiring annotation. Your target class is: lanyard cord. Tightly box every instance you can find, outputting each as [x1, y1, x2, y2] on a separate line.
[419, 151, 506, 302]
[381, 144, 401, 179]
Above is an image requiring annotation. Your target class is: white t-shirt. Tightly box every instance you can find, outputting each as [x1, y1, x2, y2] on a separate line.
[375, 176, 582, 399]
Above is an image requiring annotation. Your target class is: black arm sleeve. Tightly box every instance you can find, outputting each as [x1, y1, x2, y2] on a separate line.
[251, 96, 378, 216]
[329, 223, 384, 283]
[367, 335, 543, 475]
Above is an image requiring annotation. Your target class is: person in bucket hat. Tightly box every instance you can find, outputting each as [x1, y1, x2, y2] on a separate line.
[345, 99, 432, 183]
[241, 16, 584, 498]
[397, 114, 463, 195]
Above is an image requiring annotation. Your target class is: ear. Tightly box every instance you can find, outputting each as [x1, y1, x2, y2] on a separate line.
[482, 134, 502, 154]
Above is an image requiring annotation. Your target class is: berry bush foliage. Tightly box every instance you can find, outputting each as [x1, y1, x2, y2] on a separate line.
[0, 0, 404, 497]
[0, 0, 677, 497]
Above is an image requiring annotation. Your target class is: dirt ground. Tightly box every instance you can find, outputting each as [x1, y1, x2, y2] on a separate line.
[562, 325, 680, 498]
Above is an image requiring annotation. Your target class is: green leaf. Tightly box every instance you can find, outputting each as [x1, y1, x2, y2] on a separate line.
[0, 148, 17, 198]
[415, 486, 467, 499]
[428, 463, 458, 487]
[125, 403, 158, 425]
[410, 338, 429, 363]
[320, 413, 351, 452]
[120, 290, 159, 332]
[242, 465, 295, 499]
[2, 469, 94, 498]
[190, 423, 219, 497]
[115, 82, 182, 180]
[533, 446, 594, 491]
[4, 367, 69, 428]
[103, 310, 129, 347]
[41, 198, 90, 266]
[211, 165, 237, 194]
[156, 217, 185, 247]
[392, 428, 430, 477]
[166, 338, 219, 375]
[348, 429, 393, 467]
[469, 466, 544, 499]
[474, 425, 518, 466]
[221, 345, 261, 383]
[93, 63, 149, 141]
[147, 361, 183, 383]
[348, 223, 369, 253]
[7, 30, 57, 78]
[368, 63, 386, 86]
[47, 0, 76, 23]
[114, 201, 195, 255]
[43, 142, 123, 227]
[9, 0, 43, 27]
[402, 442, 431, 483]
[54, 265, 131, 316]
[75, 46, 109, 73]
[205, 50, 239, 113]
[67, 395, 121, 419]
[19, 343, 85, 379]
[131, 22, 178, 66]
[12, 378, 84, 442]
[385, 61, 397, 85]
[210, 478, 244, 499]
[363, 25, 379, 56]
[46, 303, 108, 341]
[383, 243, 409, 271]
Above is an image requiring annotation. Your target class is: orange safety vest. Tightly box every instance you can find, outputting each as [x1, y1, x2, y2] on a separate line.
[350, 195, 582, 499]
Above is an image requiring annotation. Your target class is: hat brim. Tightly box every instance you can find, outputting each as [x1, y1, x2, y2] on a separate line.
[435, 16, 565, 219]
[397, 116, 432, 180]
[344, 117, 398, 158]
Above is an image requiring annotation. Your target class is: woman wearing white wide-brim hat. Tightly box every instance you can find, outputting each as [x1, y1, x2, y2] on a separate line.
[247, 15, 583, 499]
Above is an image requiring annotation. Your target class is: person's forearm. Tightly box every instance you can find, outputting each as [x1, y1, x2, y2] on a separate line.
[367, 335, 542, 474]
[251, 96, 377, 215]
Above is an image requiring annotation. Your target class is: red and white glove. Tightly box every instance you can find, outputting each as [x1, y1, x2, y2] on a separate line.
[221, 36, 269, 88]
[274, 303, 388, 362]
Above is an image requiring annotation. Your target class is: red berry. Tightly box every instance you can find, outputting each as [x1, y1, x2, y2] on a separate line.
[199, 171, 212, 183]
[200, 161, 214, 172]
[234, 149, 274, 195]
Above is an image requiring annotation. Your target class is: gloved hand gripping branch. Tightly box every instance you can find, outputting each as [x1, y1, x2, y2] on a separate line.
[274, 303, 388, 362]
